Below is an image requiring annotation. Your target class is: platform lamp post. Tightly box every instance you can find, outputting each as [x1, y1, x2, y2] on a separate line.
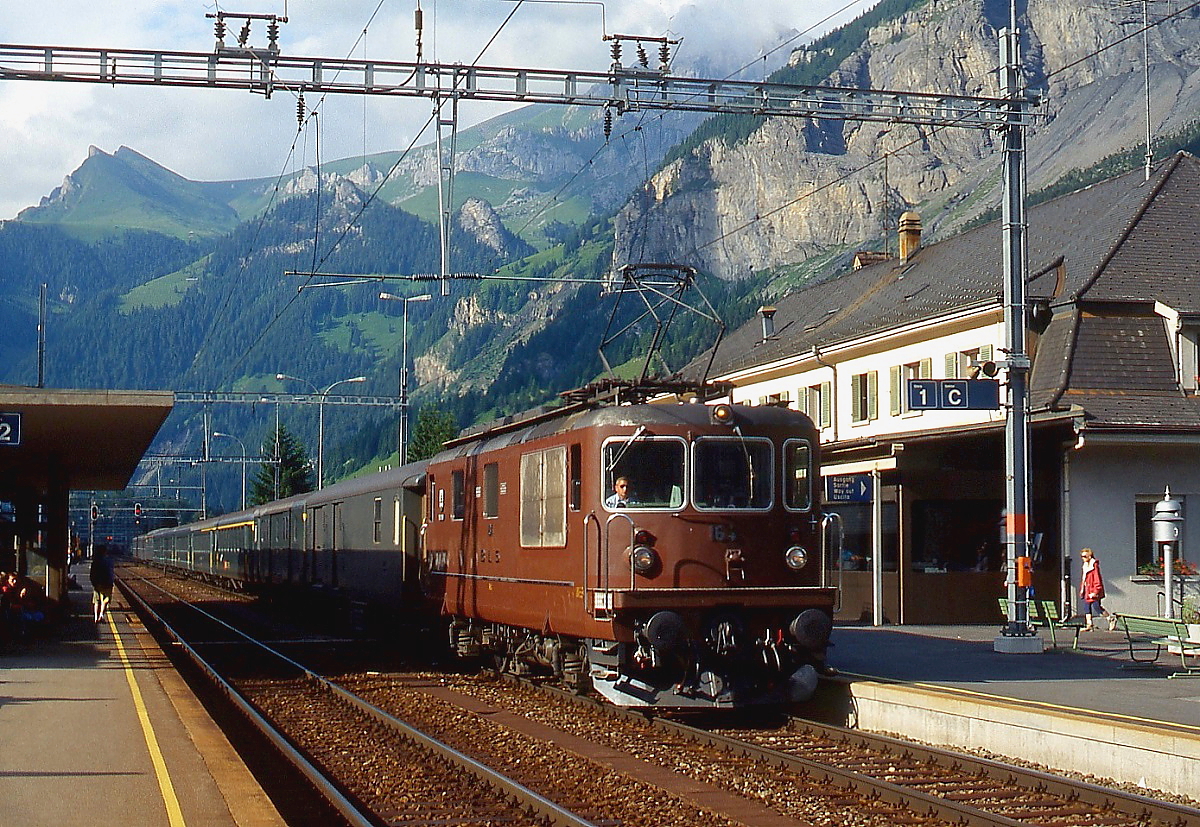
[212, 431, 247, 511]
[379, 292, 432, 465]
[275, 373, 367, 489]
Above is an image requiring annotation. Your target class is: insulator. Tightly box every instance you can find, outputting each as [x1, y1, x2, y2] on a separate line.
[603, 108, 613, 141]
[610, 41, 621, 65]
[637, 43, 649, 68]
[414, 7, 423, 31]
[659, 42, 671, 71]
[238, 20, 251, 47]
[297, 92, 305, 126]
[214, 18, 227, 41]
[267, 20, 280, 49]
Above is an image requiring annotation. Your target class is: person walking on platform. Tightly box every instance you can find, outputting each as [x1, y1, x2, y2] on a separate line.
[1079, 547, 1116, 631]
[90, 546, 114, 623]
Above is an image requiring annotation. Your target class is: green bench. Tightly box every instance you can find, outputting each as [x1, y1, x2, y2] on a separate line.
[997, 598, 1085, 649]
[1113, 613, 1200, 678]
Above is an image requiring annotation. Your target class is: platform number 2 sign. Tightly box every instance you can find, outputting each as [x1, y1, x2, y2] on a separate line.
[0, 413, 21, 446]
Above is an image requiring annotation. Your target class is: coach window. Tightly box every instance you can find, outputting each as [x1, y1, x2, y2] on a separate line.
[451, 470, 466, 520]
[694, 437, 773, 510]
[602, 437, 686, 510]
[373, 497, 383, 543]
[783, 439, 812, 511]
[483, 462, 500, 518]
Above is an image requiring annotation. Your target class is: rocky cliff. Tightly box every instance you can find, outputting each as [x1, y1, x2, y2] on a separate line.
[613, 0, 1200, 282]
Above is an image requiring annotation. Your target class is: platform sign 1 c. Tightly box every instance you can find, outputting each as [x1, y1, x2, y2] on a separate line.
[907, 379, 1000, 411]
[0, 413, 21, 446]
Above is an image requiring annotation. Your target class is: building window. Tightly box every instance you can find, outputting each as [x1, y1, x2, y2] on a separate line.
[1134, 494, 1185, 571]
[798, 382, 832, 429]
[890, 358, 931, 415]
[945, 344, 993, 378]
[850, 371, 878, 424]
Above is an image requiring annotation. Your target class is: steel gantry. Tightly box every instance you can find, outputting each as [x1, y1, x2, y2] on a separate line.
[0, 2, 1038, 643]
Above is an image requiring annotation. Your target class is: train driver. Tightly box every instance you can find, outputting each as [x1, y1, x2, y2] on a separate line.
[605, 476, 632, 508]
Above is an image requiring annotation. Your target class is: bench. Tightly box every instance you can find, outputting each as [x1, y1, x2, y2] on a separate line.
[1114, 614, 1200, 678]
[997, 598, 1085, 649]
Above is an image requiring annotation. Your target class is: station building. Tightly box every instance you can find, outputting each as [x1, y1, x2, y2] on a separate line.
[701, 151, 1200, 624]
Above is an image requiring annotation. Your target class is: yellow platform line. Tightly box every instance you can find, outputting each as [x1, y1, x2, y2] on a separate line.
[109, 615, 188, 827]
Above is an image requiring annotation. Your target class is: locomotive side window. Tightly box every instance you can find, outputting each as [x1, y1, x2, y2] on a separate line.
[693, 437, 773, 510]
[483, 462, 500, 518]
[451, 470, 466, 520]
[520, 446, 567, 547]
[601, 437, 686, 510]
[783, 439, 813, 511]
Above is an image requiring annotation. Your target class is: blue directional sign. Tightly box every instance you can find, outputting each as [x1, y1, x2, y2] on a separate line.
[0, 413, 21, 446]
[826, 473, 873, 503]
[907, 379, 1000, 411]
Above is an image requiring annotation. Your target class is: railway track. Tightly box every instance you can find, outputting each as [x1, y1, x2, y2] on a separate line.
[119, 564, 1200, 827]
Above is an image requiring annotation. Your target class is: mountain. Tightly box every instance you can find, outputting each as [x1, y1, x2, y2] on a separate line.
[613, 0, 1200, 289]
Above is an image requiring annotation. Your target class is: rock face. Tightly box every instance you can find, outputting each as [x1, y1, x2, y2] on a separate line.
[614, 0, 1200, 280]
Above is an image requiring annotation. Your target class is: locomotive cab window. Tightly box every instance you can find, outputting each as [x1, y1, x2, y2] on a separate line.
[693, 437, 773, 511]
[783, 439, 813, 511]
[602, 437, 686, 510]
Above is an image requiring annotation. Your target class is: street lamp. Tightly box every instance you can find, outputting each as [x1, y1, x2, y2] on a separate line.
[276, 372, 367, 489]
[380, 292, 432, 464]
[211, 431, 247, 511]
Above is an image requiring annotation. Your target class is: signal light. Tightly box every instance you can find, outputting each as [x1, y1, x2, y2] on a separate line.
[90, 504, 99, 522]
[711, 403, 735, 425]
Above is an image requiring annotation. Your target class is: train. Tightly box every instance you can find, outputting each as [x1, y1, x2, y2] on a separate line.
[134, 394, 840, 708]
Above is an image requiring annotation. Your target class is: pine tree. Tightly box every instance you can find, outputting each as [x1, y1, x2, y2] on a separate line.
[249, 424, 314, 504]
[407, 407, 459, 463]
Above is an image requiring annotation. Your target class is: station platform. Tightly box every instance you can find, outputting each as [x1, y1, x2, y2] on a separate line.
[820, 622, 1200, 801]
[0, 562, 284, 827]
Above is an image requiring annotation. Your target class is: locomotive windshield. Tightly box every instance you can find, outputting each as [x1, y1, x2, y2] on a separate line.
[602, 437, 686, 509]
[693, 437, 773, 510]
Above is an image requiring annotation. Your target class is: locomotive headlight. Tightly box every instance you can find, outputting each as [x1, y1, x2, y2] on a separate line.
[710, 403, 735, 425]
[784, 545, 809, 570]
[631, 545, 658, 573]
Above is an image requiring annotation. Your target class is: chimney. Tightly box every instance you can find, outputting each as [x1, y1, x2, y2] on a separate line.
[758, 305, 777, 341]
[898, 211, 922, 262]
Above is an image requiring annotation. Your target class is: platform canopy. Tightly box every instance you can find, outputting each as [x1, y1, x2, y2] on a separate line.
[0, 386, 174, 495]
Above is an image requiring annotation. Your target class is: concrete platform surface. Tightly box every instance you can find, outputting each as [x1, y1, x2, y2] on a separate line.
[823, 623, 1200, 800]
[0, 564, 283, 827]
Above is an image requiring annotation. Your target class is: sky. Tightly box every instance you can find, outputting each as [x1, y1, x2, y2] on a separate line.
[0, 1, 879, 220]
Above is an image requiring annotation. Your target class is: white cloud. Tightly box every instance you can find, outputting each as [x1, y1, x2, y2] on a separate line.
[0, 1, 878, 219]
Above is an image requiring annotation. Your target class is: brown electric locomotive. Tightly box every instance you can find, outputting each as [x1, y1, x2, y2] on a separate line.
[423, 395, 839, 708]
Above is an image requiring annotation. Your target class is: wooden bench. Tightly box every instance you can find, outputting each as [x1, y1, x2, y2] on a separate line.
[1114, 614, 1200, 678]
[997, 598, 1086, 649]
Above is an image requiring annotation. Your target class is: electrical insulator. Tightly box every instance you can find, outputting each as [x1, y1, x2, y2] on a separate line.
[637, 43, 649, 68]
[297, 92, 305, 126]
[659, 42, 671, 72]
[267, 20, 280, 50]
[214, 18, 227, 42]
[610, 41, 622, 66]
[238, 20, 251, 47]
[414, 6, 423, 32]
[603, 108, 613, 141]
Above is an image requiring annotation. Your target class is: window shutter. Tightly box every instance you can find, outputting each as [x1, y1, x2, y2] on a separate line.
[980, 344, 993, 362]
[851, 374, 863, 422]
[919, 358, 932, 378]
[796, 388, 808, 416]
[820, 382, 832, 428]
[944, 352, 958, 378]
[867, 371, 878, 421]
[889, 365, 902, 416]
